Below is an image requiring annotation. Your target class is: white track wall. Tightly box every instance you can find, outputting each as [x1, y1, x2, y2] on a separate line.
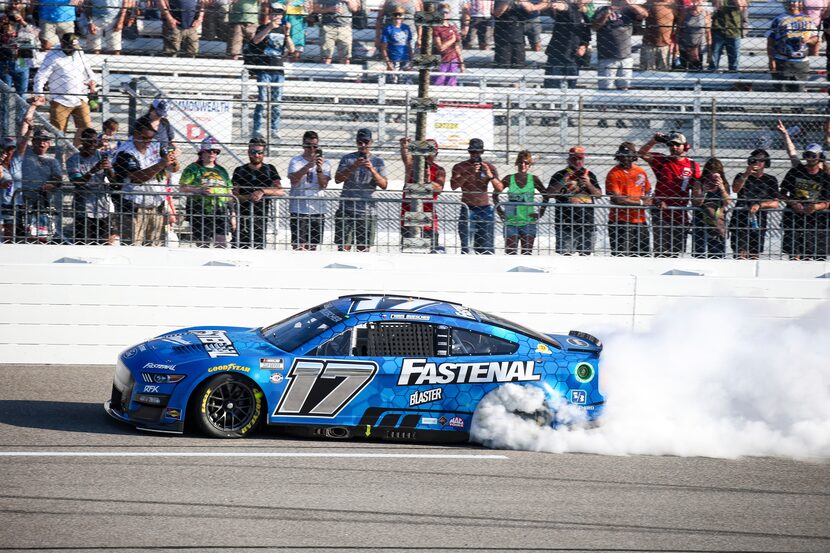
[1, 245, 828, 365]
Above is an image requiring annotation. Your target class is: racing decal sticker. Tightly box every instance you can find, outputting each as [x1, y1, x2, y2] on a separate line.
[190, 330, 239, 358]
[398, 359, 540, 386]
[207, 363, 251, 373]
[409, 387, 443, 407]
[535, 343, 552, 354]
[448, 416, 464, 428]
[570, 390, 587, 405]
[438, 416, 448, 426]
[143, 362, 176, 371]
[142, 385, 160, 393]
[274, 358, 378, 418]
[566, 337, 590, 347]
[260, 358, 284, 370]
[161, 334, 190, 346]
[269, 372, 284, 384]
[390, 313, 431, 321]
[453, 306, 475, 319]
[421, 417, 438, 425]
[165, 408, 181, 419]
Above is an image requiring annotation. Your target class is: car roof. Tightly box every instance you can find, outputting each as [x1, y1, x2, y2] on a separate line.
[339, 293, 477, 318]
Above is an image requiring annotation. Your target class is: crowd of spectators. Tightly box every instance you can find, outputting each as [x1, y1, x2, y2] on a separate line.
[2, 106, 829, 260]
[0, 0, 827, 86]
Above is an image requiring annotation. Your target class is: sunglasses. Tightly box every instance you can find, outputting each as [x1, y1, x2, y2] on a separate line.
[302, 143, 318, 148]
[803, 151, 821, 159]
[249, 149, 265, 155]
[392, 14, 404, 17]
[202, 149, 220, 154]
[748, 157, 766, 164]
[357, 139, 370, 145]
[668, 142, 683, 147]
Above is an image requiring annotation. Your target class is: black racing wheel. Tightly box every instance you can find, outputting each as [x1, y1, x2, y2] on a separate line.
[191, 373, 263, 438]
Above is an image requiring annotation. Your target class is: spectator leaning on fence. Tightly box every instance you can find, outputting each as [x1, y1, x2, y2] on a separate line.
[767, 0, 815, 93]
[494, 149, 548, 256]
[67, 127, 117, 245]
[591, 0, 646, 91]
[708, 0, 746, 72]
[779, 144, 830, 260]
[728, 148, 780, 260]
[639, 131, 701, 258]
[232, 137, 285, 249]
[451, 138, 502, 255]
[33, 33, 97, 135]
[85, 0, 132, 55]
[543, 0, 591, 89]
[640, 0, 675, 71]
[691, 157, 731, 258]
[605, 142, 652, 257]
[287, 131, 329, 251]
[334, 128, 388, 252]
[113, 116, 180, 246]
[179, 137, 235, 248]
[549, 145, 601, 256]
[315, 0, 359, 64]
[675, 0, 709, 71]
[159, 0, 205, 57]
[245, 3, 294, 141]
[399, 136, 445, 252]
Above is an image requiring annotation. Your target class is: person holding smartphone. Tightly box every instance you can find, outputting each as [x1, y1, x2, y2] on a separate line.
[287, 130, 331, 250]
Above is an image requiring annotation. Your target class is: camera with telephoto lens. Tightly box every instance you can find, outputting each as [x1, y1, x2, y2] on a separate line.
[654, 133, 668, 144]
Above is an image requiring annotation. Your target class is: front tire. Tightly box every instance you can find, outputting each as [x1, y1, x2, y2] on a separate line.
[191, 374, 263, 438]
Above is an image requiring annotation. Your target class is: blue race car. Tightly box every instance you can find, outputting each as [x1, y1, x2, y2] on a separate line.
[105, 294, 604, 442]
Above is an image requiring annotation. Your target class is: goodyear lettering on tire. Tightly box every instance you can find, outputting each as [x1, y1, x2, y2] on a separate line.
[240, 389, 263, 435]
[201, 387, 212, 414]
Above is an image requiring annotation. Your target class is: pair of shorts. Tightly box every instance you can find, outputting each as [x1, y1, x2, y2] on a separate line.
[504, 224, 537, 238]
[41, 20, 75, 46]
[523, 18, 542, 46]
[290, 213, 324, 247]
[320, 24, 352, 59]
[86, 18, 123, 52]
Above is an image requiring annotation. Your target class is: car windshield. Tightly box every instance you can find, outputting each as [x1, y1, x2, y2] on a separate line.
[261, 300, 349, 352]
[473, 309, 561, 349]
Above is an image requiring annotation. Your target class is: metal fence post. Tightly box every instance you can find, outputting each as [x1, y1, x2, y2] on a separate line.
[241, 68, 250, 140]
[692, 80, 701, 149]
[710, 97, 716, 158]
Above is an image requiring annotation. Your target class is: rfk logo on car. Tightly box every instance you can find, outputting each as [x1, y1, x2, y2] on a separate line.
[398, 358, 539, 386]
[273, 359, 378, 418]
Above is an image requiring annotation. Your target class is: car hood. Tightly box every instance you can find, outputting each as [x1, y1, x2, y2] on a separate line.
[141, 326, 277, 364]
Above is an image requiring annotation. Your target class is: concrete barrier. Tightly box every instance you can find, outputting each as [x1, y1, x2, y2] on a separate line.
[1, 244, 827, 365]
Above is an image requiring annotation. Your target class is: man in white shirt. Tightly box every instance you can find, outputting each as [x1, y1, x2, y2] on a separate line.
[33, 33, 97, 134]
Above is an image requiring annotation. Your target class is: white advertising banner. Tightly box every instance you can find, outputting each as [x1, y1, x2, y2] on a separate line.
[425, 103, 495, 152]
[168, 99, 233, 145]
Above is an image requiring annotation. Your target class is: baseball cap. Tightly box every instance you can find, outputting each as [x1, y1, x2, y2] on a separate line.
[803, 143, 823, 158]
[1, 137, 15, 149]
[151, 99, 169, 118]
[615, 142, 637, 157]
[666, 131, 687, 145]
[200, 137, 220, 152]
[356, 128, 372, 142]
[271, 2, 286, 13]
[392, 6, 406, 14]
[569, 145, 586, 158]
[467, 138, 484, 152]
[32, 127, 52, 141]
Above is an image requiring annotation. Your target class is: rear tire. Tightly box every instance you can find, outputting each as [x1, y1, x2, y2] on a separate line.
[191, 373, 264, 438]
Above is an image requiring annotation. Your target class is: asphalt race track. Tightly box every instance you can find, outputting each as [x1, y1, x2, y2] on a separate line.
[0, 365, 827, 553]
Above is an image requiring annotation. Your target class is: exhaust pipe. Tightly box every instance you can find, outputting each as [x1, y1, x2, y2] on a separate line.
[323, 426, 351, 439]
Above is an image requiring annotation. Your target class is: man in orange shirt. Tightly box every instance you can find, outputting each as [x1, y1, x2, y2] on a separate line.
[606, 142, 653, 256]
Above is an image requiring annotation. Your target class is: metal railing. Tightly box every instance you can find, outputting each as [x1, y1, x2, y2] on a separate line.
[3, 188, 828, 261]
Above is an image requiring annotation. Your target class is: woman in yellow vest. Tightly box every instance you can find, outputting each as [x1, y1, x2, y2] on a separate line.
[494, 150, 549, 255]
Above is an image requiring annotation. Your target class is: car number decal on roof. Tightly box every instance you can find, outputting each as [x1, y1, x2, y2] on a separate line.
[398, 359, 540, 386]
[273, 358, 378, 417]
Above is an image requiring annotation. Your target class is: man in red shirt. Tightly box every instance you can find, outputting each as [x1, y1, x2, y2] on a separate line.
[639, 131, 701, 257]
[606, 142, 653, 256]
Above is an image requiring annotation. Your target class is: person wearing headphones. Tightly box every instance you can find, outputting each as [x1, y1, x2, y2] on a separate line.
[605, 142, 652, 257]
[639, 130, 701, 258]
[780, 143, 830, 260]
[728, 149, 780, 259]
